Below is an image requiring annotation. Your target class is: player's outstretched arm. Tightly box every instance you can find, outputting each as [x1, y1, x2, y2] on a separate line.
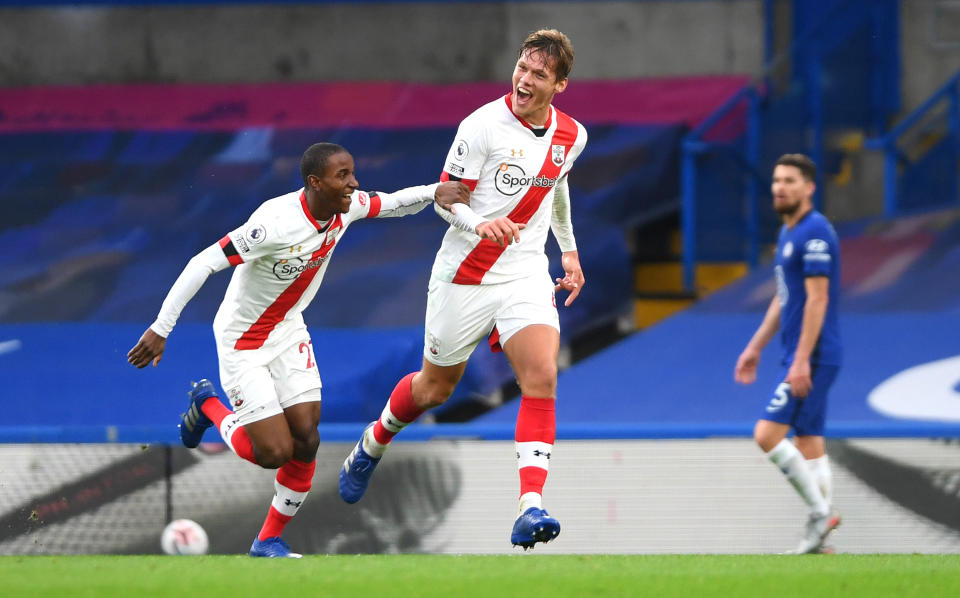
[374, 181, 468, 218]
[434, 181, 471, 211]
[127, 244, 229, 368]
[554, 250, 584, 307]
[433, 199, 526, 245]
[127, 328, 167, 369]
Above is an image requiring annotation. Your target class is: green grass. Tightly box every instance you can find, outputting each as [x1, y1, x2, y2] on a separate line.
[2, 554, 959, 597]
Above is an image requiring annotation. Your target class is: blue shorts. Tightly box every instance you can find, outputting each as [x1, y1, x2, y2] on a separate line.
[759, 364, 840, 436]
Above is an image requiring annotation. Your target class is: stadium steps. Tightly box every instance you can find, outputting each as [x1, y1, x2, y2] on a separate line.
[633, 213, 746, 329]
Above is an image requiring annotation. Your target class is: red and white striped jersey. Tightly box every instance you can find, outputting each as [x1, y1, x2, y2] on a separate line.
[433, 94, 587, 285]
[211, 186, 431, 351]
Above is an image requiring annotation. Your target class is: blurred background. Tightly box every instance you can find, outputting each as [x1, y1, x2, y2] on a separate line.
[1, 0, 959, 555]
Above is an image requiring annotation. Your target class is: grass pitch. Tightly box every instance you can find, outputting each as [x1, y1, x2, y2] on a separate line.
[3, 554, 959, 597]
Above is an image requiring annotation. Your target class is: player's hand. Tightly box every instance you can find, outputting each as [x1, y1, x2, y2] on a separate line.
[434, 181, 471, 212]
[785, 358, 812, 398]
[734, 348, 760, 384]
[477, 217, 525, 247]
[555, 250, 584, 307]
[127, 328, 167, 369]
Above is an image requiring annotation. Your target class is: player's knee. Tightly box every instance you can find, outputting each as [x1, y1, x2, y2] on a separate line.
[292, 429, 320, 461]
[254, 441, 294, 469]
[414, 380, 454, 409]
[417, 387, 452, 409]
[519, 363, 557, 397]
[753, 422, 778, 452]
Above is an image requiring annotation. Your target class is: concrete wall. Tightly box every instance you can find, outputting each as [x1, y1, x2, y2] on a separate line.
[3, 439, 959, 554]
[901, 0, 960, 111]
[0, 1, 764, 86]
[1, 1, 955, 113]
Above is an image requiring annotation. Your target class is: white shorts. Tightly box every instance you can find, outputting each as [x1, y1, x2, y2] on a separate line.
[423, 273, 559, 366]
[216, 331, 323, 426]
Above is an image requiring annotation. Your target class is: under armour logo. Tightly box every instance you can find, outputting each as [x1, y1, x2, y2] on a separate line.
[511, 148, 523, 158]
[532, 450, 551, 459]
[284, 499, 302, 508]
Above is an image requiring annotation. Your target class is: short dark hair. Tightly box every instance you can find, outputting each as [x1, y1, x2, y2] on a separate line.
[775, 153, 817, 182]
[301, 142, 348, 186]
[517, 29, 575, 82]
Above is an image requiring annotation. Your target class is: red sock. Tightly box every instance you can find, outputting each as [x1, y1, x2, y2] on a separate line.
[372, 372, 425, 445]
[201, 397, 255, 464]
[258, 458, 315, 541]
[200, 397, 231, 428]
[515, 396, 556, 497]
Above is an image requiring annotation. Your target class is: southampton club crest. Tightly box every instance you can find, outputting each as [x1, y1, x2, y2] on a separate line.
[552, 144, 565, 166]
[227, 385, 245, 408]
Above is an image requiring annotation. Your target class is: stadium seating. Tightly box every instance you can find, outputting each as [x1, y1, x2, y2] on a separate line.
[0, 78, 748, 429]
[476, 208, 960, 434]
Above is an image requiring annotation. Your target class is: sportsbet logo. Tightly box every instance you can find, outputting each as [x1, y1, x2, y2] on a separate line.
[494, 163, 558, 196]
[273, 256, 327, 280]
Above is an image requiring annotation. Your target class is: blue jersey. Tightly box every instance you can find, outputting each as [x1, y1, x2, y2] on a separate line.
[774, 209, 842, 366]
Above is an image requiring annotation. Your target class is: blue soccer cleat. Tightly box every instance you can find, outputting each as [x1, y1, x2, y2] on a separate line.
[338, 422, 381, 504]
[179, 379, 216, 449]
[249, 536, 302, 558]
[511, 507, 561, 549]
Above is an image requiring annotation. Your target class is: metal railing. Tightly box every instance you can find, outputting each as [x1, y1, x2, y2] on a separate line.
[865, 68, 960, 217]
[679, 0, 893, 293]
[681, 87, 761, 292]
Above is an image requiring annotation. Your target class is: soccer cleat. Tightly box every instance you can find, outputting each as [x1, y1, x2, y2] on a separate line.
[179, 379, 216, 449]
[249, 536, 302, 558]
[787, 511, 841, 554]
[339, 422, 381, 504]
[510, 507, 561, 549]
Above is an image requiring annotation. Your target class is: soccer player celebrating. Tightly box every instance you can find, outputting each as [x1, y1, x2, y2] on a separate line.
[338, 29, 588, 550]
[735, 154, 843, 554]
[127, 143, 469, 558]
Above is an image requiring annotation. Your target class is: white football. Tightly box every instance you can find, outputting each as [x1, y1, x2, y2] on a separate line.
[160, 518, 209, 555]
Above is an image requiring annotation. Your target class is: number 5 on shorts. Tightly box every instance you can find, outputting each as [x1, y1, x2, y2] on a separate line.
[766, 382, 791, 413]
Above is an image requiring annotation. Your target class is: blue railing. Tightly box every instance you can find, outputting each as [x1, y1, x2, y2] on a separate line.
[866, 68, 960, 217]
[680, 0, 899, 293]
[681, 87, 761, 291]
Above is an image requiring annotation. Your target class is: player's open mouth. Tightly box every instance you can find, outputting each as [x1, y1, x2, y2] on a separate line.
[516, 88, 532, 102]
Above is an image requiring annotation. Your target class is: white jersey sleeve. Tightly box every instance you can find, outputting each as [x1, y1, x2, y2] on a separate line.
[433, 201, 488, 234]
[149, 244, 231, 337]
[442, 115, 489, 185]
[149, 201, 293, 338]
[369, 183, 440, 218]
[550, 175, 577, 252]
[218, 204, 291, 265]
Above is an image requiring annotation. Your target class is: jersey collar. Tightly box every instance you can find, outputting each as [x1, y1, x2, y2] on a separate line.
[299, 190, 340, 233]
[504, 93, 553, 133]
